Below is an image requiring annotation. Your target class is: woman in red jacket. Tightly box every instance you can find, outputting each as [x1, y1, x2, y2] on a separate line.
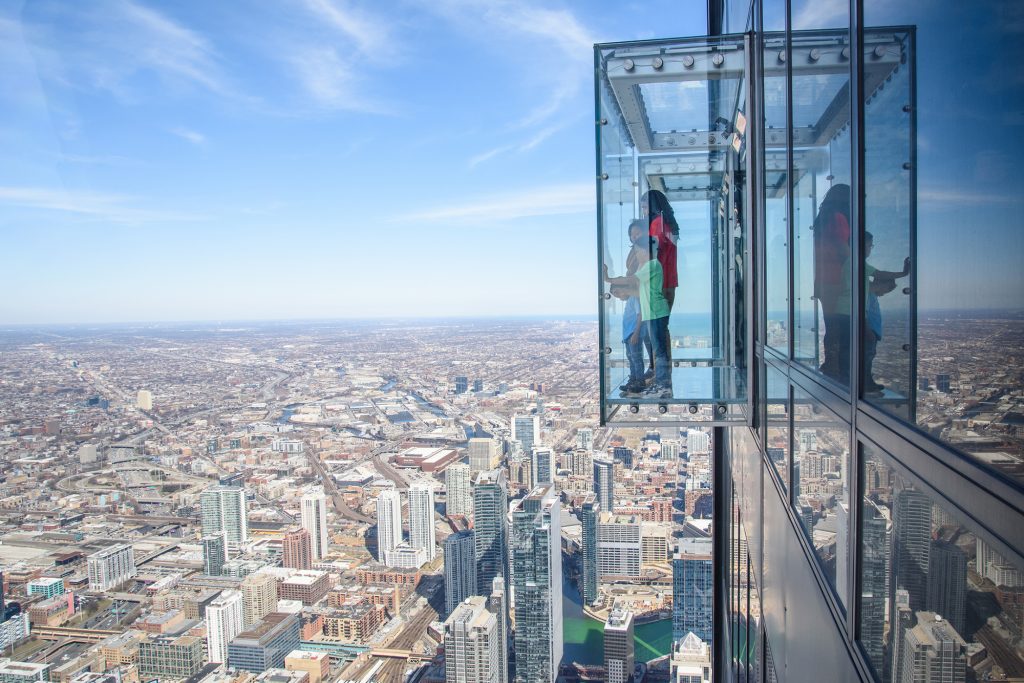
[640, 189, 679, 382]
[812, 184, 851, 384]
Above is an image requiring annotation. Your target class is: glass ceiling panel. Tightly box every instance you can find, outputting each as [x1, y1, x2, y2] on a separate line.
[791, 73, 847, 128]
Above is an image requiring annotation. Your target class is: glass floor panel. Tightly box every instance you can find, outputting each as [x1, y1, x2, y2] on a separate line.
[605, 365, 747, 405]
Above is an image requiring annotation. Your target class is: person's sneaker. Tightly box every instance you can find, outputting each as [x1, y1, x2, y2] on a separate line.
[620, 382, 645, 397]
[644, 384, 673, 399]
[643, 368, 655, 382]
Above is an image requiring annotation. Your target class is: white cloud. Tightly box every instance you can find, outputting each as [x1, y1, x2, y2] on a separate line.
[398, 183, 594, 223]
[169, 126, 205, 145]
[918, 187, 1024, 206]
[299, 0, 395, 62]
[467, 123, 566, 167]
[289, 46, 391, 113]
[0, 186, 205, 223]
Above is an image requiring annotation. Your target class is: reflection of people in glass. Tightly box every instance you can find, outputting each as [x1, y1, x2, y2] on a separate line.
[863, 231, 911, 394]
[608, 237, 673, 398]
[812, 184, 851, 383]
[641, 190, 679, 380]
[604, 220, 649, 396]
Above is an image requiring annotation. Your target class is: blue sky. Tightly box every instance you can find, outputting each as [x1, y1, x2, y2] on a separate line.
[0, 0, 706, 324]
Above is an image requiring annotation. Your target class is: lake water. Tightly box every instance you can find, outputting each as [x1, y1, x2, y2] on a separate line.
[561, 574, 673, 666]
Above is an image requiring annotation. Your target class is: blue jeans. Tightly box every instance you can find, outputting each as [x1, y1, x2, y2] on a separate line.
[646, 316, 671, 388]
[624, 324, 649, 385]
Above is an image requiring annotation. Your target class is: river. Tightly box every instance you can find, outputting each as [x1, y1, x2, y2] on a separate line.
[561, 573, 673, 665]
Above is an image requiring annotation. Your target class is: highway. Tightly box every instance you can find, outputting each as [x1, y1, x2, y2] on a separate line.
[304, 446, 374, 525]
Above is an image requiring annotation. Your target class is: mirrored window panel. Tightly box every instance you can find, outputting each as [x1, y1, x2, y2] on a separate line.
[860, 444, 1024, 683]
[863, 1, 1024, 488]
[763, 31, 789, 354]
[793, 384, 850, 610]
[765, 365, 789, 492]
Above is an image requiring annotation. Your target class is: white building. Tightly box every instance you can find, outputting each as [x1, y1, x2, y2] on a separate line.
[686, 430, 711, 455]
[200, 486, 248, 551]
[446, 463, 473, 517]
[87, 544, 136, 591]
[597, 514, 642, 578]
[408, 483, 436, 563]
[444, 596, 501, 683]
[376, 489, 403, 566]
[136, 389, 152, 411]
[300, 489, 329, 561]
[390, 543, 428, 569]
[671, 632, 712, 683]
[206, 589, 244, 664]
[604, 609, 635, 683]
[468, 438, 499, 473]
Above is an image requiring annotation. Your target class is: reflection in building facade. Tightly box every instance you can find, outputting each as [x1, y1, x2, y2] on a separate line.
[596, 0, 1023, 680]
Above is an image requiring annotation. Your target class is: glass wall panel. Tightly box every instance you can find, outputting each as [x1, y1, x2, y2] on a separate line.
[793, 384, 850, 610]
[860, 444, 1024, 683]
[790, 0, 854, 390]
[862, 29, 915, 418]
[864, 0, 1024, 489]
[765, 365, 789, 492]
[764, 31, 789, 354]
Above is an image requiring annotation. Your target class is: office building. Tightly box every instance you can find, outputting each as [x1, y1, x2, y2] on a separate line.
[487, 576, 509, 683]
[445, 530, 477, 617]
[468, 438, 499, 473]
[241, 573, 278, 627]
[0, 614, 29, 653]
[576, 428, 593, 451]
[671, 632, 712, 683]
[510, 485, 562, 683]
[203, 533, 228, 576]
[206, 589, 244, 664]
[300, 489, 329, 561]
[78, 444, 98, 464]
[593, 457, 614, 515]
[376, 488, 403, 566]
[926, 540, 967, 636]
[455, 376, 469, 394]
[580, 494, 600, 605]
[408, 483, 436, 563]
[201, 485, 248, 551]
[531, 446, 555, 486]
[592, 3, 1024, 678]
[136, 389, 152, 410]
[899, 612, 967, 682]
[282, 528, 313, 570]
[87, 544, 136, 591]
[278, 571, 330, 605]
[569, 448, 593, 478]
[26, 578, 64, 599]
[389, 542, 428, 569]
[511, 415, 539, 456]
[228, 612, 302, 673]
[0, 661, 49, 683]
[446, 462, 473, 517]
[443, 595, 501, 683]
[473, 469, 508, 595]
[687, 431, 710, 455]
[284, 651, 330, 683]
[673, 539, 712, 645]
[597, 514, 642, 578]
[604, 609, 635, 683]
[138, 635, 204, 680]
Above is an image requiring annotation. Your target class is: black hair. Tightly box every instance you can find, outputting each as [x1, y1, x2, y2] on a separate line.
[641, 189, 679, 236]
[812, 183, 851, 233]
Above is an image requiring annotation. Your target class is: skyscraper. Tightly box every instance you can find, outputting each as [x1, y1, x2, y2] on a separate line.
[511, 415, 540, 455]
[487, 576, 509, 683]
[894, 487, 932, 612]
[926, 540, 967, 635]
[446, 463, 473, 517]
[408, 483, 436, 563]
[445, 530, 477, 617]
[604, 609, 635, 683]
[241, 574, 278, 628]
[511, 485, 562, 683]
[443, 596, 501, 683]
[87, 544, 136, 591]
[576, 428, 593, 451]
[282, 528, 312, 570]
[300, 489, 329, 561]
[593, 457, 615, 516]
[474, 469, 508, 595]
[673, 538, 713, 645]
[455, 376, 469, 394]
[860, 499, 890, 675]
[597, 513, 642, 578]
[899, 612, 967, 683]
[201, 485, 248, 551]
[580, 494, 600, 605]
[531, 446, 555, 486]
[202, 533, 227, 576]
[206, 589, 244, 664]
[376, 489, 403, 566]
[468, 438, 499, 473]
